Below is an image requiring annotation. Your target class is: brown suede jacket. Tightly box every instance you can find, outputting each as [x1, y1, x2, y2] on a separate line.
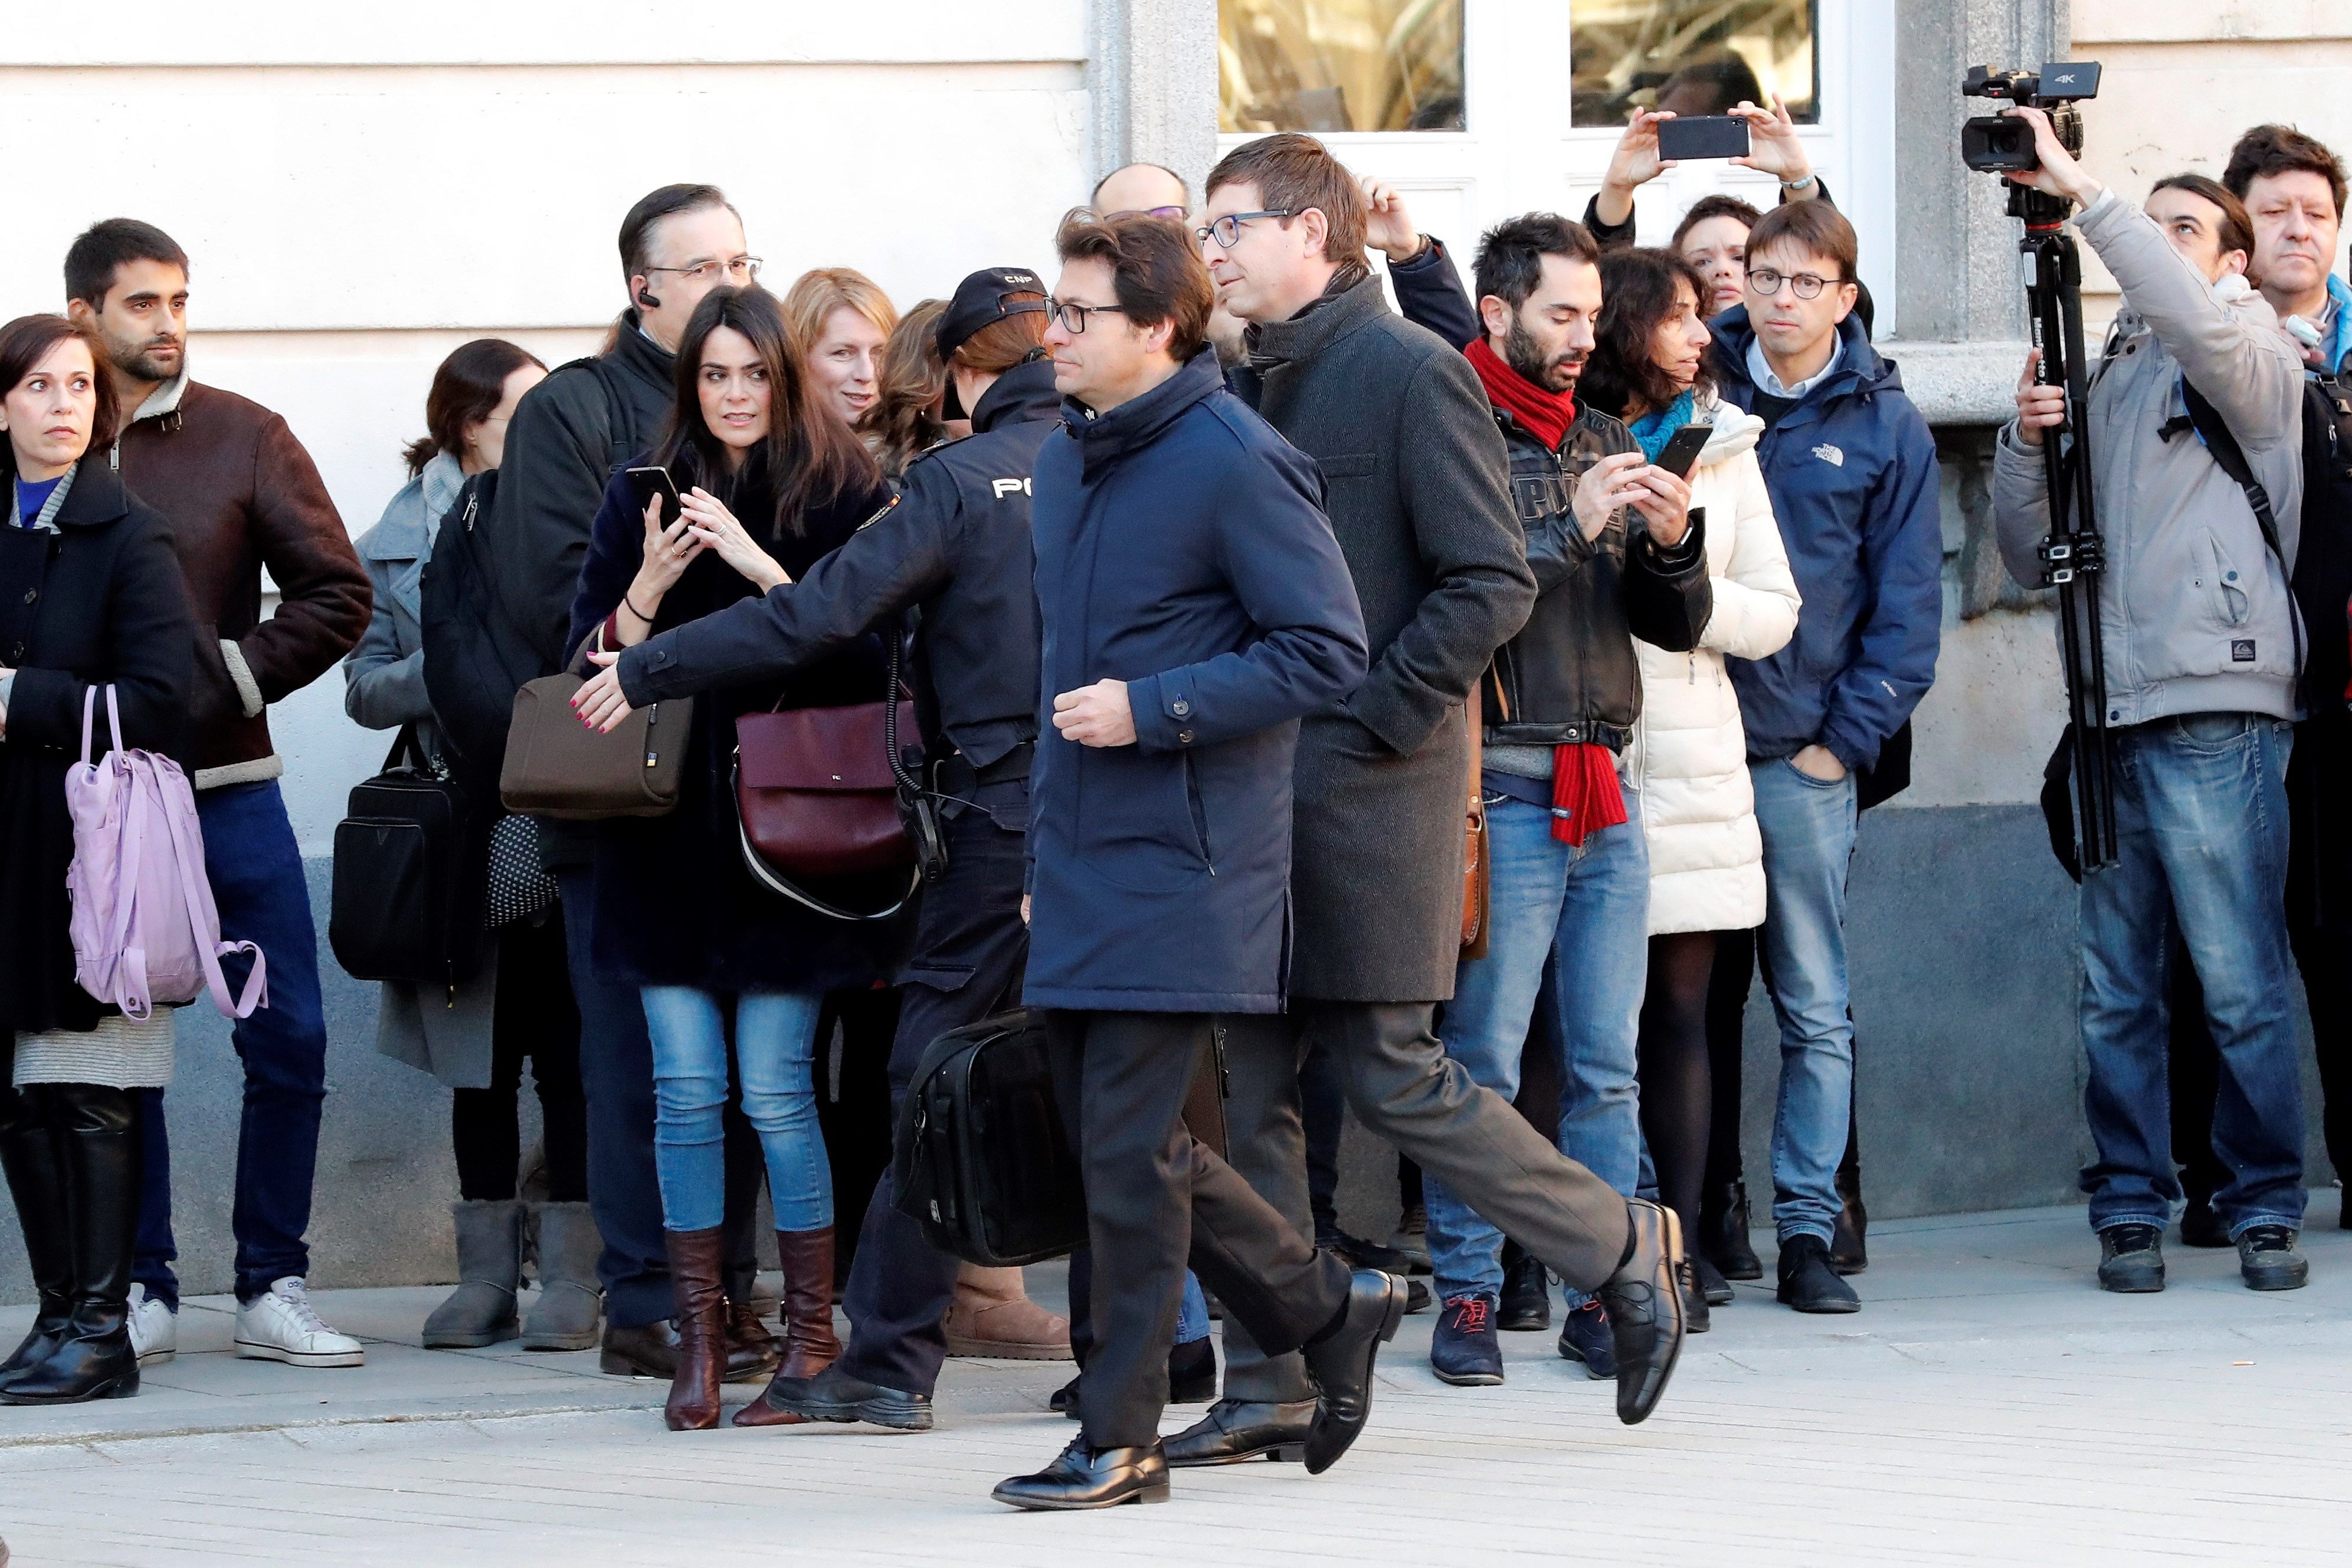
[113, 375, 370, 786]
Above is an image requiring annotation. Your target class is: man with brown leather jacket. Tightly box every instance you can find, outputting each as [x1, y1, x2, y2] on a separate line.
[65, 219, 373, 1370]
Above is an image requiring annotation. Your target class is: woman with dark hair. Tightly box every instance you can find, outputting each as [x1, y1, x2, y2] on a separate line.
[565, 285, 897, 1431]
[1673, 194, 1765, 320]
[0, 313, 193, 1405]
[1582, 250, 1799, 1328]
[343, 339, 608, 1356]
[860, 298, 951, 478]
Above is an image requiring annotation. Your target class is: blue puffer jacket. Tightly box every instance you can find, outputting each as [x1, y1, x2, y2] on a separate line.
[1711, 309, 1944, 770]
[1025, 349, 1368, 1014]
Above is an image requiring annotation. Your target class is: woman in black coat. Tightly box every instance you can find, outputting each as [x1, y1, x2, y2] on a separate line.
[0, 314, 194, 1406]
[564, 286, 897, 1430]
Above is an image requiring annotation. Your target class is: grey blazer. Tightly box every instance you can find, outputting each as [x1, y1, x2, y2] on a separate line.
[1246, 276, 1535, 1003]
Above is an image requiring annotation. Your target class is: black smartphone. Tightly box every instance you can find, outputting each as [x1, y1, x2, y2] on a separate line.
[625, 465, 683, 527]
[1656, 114, 1751, 162]
[1653, 423, 1714, 480]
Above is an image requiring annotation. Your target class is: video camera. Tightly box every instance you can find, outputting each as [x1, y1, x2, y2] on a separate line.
[1961, 62, 2101, 175]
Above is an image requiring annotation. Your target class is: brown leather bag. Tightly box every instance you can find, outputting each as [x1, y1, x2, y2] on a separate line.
[733, 693, 922, 922]
[1461, 681, 1491, 959]
[499, 674, 691, 820]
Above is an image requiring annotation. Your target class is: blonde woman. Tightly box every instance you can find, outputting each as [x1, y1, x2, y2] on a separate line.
[784, 268, 895, 428]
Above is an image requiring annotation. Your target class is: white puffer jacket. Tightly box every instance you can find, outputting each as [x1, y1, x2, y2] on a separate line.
[1626, 398, 1801, 935]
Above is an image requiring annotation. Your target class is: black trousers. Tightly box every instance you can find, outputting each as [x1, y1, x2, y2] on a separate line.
[556, 871, 764, 1328]
[816, 985, 899, 1278]
[451, 908, 588, 1203]
[838, 786, 1033, 1395]
[1045, 1008, 1349, 1450]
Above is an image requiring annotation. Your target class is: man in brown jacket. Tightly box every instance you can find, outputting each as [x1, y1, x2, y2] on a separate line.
[66, 219, 373, 1370]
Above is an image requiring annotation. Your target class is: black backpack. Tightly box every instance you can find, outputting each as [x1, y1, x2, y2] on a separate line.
[892, 1009, 1088, 1267]
[328, 726, 487, 992]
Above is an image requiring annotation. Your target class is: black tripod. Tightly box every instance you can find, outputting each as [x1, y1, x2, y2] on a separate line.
[2019, 186, 2119, 871]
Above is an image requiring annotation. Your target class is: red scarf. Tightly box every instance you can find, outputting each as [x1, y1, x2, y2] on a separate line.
[1466, 334, 1576, 451]
[1550, 743, 1627, 848]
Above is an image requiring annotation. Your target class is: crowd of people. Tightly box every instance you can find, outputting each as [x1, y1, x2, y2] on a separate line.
[0, 99, 2346, 1511]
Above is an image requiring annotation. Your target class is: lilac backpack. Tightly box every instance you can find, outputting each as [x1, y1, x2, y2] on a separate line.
[65, 685, 267, 1021]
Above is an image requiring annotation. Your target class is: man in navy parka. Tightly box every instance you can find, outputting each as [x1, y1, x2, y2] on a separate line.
[994, 214, 1404, 1512]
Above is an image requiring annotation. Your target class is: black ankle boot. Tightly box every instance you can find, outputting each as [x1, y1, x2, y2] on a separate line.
[0, 1090, 73, 1389]
[1, 1086, 140, 1405]
[1830, 1165, 1868, 1275]
[1699, 1180, 1763, 1281]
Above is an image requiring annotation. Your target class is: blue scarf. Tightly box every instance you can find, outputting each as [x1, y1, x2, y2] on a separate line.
[1628, 391, 1695, 462]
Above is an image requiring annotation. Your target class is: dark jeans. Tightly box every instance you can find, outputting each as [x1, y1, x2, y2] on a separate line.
[556, 869, 763, 1329]
[133, 780, 327, 1307]
[453, 908, 587, 1203]
[1046, 1007, 1348, 1451]
[838, 790, 1031, 1396]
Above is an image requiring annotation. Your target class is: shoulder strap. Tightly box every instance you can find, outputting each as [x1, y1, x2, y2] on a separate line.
[2181, 376, 2306, 687]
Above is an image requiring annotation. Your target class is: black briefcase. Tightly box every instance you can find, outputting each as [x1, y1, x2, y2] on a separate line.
[895, 1009, 1086, 1267]
[329, 727, 487, 990]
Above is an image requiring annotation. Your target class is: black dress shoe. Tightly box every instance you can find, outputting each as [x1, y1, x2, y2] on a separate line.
[1679, 1262, 1711, 1335]
[2179, 1195, 2230, 1249]
[1164, 1396, 1315, 1466]
[1169, 1336, 1218, 1403]
[1051, 1372, 1081, 1419]
[993, 1436, 1170, 1510]
[1596, 1199, 1687, 1425]
[1298, 1268, 1407, 1474]
[1327, 1230, 1417, 1275]
[1777, 1234, 1860, 1313]
[733, 1361, 932, 1430]
[1498, 1242, 1551, 1331]
[1692, 1251, 1734, 1307]
[1699, 1180, 1764, 1281]
[600, 1318, 773, 1383]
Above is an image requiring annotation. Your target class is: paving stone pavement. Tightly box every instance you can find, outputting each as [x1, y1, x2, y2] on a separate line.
[3, 1199, 2348, 1565]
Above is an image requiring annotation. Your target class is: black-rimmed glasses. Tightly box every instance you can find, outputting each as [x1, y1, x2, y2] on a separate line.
[1043, 298, 1128, 333]
[1195, 210, 1298, 248]
[1745, 266, 1840, 301]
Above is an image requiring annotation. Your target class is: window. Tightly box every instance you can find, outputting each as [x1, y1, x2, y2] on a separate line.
[1219, 0, 1466, 134]
[1570, 0, 1819, 127]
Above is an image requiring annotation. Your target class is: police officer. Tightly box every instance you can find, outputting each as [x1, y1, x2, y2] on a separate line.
[572, 267, 1060, 1426]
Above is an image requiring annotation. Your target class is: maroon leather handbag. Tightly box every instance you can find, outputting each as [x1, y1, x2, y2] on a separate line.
[733, 694, 922, 923]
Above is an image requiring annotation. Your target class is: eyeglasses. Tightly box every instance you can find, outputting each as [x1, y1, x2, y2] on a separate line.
[1195, 210, 1298, 249]
[644, 255, 764, 286]
[1043, 297, 1127, 334]
[1745, 267, 1841, 301]
[1104, 206, 1188, 222]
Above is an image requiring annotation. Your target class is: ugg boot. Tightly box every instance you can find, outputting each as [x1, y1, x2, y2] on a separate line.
[422, 1200, 525, 1349]
[661, 1226, 728, 1431]
[774, 1228, 841, 1381]
[521, 1202, 605, 1351]
[0, 1090, 72, 1386]
[944, 1264, 1073, 1360]
[1, 1086, 140, 1405]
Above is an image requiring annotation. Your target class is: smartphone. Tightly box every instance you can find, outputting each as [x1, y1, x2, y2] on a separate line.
[1653, 424, 1714, 480]
[625, 465, 683, 528]
[1656, 114, 1751, 162]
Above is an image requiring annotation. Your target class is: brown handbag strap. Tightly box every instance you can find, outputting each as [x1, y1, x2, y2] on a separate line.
[1467, 675, 1482, 786]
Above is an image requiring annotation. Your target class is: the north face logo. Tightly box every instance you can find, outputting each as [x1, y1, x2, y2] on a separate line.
[1813, 444, 1845, 467]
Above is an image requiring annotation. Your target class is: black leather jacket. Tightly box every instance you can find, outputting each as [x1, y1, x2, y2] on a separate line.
[1483, 404, 1711, 751]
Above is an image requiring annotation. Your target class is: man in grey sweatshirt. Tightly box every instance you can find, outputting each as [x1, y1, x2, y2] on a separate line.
[1991, 109, 2311, 1296]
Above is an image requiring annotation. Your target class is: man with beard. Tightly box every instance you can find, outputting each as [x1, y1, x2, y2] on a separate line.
[1418, 214, 1712, 1386]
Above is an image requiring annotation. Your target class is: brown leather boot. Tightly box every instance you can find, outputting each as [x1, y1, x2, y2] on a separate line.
[774, 1228, 841, 1381]
[944, 1264, 1073, 1360]
[661, 1227, 727, 1432]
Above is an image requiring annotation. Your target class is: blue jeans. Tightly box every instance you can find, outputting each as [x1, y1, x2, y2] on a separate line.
[133, 780, 329, 1305]
[2079, 714, 2305, 1235]
[1426, 791, 1649, 1305]
[640, 988, 830, 1234]
[1750, 757, 1860, 1245]
[1176, 1272, 1210, 1343]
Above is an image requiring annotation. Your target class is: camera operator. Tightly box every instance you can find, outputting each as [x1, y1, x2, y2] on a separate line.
[1990, 107, 2312, 1295]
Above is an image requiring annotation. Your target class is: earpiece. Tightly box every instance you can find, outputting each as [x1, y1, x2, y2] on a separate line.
[637, 287, 662, 311]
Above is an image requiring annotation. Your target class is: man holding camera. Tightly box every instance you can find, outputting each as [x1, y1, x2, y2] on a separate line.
[1992, 109, 2312, 1294]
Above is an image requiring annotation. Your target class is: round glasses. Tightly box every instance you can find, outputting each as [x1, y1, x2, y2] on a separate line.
[1746, 266, 1841, 301]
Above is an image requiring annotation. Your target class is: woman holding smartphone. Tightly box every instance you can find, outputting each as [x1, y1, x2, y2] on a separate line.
[1578, 248, 1799, 1330]
[564, 286, 896, 1431]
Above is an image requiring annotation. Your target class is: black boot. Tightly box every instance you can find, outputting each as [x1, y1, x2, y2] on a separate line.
[1498, 1240, 1551, 1331]
[1698, 1180, 1764, 1281]
[1830, 1164, 1868, 1275]
[0, 1089, 72, 1387]
[1, 1086, 140, 1405]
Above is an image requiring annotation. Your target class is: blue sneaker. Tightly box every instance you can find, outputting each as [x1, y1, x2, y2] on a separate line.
[1556, 1299, 1614, 1380]
[1429, 1295, 1504, 1386]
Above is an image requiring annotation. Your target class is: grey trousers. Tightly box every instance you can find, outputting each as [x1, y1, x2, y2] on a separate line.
[1217, 999, 1632, 1402]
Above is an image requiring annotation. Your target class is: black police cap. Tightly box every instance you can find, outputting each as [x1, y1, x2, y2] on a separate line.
[938, 267, 1048, 360]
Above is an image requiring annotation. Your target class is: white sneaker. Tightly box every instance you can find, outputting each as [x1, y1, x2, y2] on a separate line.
[233, 1277, 365, 1367]
[127, 1284, 177, 1367]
